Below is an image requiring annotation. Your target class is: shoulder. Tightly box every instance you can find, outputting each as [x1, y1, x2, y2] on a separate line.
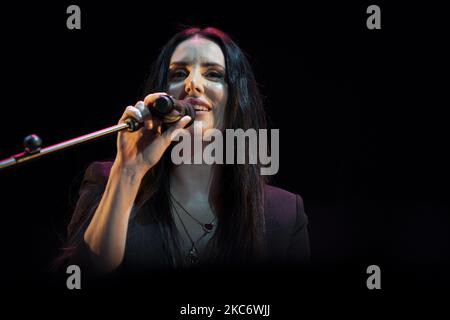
[82, 161, 114, 186]
[66, 161, 114, 240]
[75, 161, 113, 200]
[264, 185, 307, 230]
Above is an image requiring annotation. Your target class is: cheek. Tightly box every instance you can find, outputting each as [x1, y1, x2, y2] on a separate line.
[207, 82, 228, 108]
[208, 83, 228, 129]
[166, 83, 185, 98]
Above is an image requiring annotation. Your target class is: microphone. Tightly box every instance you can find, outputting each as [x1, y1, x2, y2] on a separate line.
[125, 95, 195, 132]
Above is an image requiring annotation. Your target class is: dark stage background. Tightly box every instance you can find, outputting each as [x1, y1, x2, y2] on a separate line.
[0, 0, 449, 312]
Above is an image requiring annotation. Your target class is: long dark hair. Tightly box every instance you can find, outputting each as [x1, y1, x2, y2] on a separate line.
[56, 27, 268, 269]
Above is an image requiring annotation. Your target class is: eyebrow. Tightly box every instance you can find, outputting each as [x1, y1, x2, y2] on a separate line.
[169, 61, 225, 69]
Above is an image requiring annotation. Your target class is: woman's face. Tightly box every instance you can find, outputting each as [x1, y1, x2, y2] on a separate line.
[167, 36, 228, 132]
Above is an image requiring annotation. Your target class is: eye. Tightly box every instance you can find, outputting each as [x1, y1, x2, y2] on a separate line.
[169, 69, 188, 81]
[205, 70, 225, 80]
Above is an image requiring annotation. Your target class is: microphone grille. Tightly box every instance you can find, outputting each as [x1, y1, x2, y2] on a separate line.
[153, 95, 173, 115]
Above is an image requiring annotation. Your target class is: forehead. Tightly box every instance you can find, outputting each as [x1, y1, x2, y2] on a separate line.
[170, 37, 225, 67]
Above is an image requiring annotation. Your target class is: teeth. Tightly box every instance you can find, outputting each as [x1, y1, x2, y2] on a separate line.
[193, 105, 209, 112]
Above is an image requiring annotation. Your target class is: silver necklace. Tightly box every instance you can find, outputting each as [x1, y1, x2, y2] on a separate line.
[170, 194, 216, 264]
[170, 193, 217, 233]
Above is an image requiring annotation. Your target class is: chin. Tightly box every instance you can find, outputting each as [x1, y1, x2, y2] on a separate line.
[189, 118, 215, 133]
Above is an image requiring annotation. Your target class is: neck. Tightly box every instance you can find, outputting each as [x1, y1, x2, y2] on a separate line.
[169, 163, 216, 205]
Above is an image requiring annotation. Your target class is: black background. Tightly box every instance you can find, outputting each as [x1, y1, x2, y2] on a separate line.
[0, 0, 449, 314]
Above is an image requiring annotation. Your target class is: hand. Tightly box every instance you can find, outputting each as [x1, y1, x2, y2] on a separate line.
[113, 92, 192, 178]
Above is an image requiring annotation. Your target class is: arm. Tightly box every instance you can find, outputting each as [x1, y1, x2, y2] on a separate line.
[81, 94, 192, 274]
[83, 163, 143, 273]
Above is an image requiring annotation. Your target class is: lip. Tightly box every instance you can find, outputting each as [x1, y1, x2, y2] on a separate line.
[184, 98, 212, 112]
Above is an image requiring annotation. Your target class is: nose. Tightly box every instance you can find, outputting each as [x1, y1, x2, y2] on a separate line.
[184, 69, 204, 96]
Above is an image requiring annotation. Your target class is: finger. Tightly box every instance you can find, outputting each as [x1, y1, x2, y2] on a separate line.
[143, 92, 168, 108]
[134, 101, 148, 117]
[163, 116, 192, 141]
[142, 110, 155, 130]
[119, 105, 143, 123]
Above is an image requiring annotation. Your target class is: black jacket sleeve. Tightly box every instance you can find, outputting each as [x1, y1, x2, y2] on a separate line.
[65, 162, 111, 268]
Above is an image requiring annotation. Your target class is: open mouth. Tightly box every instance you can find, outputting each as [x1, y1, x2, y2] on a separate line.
[193, 105, 211, 112]
[185, 98, 211, 112]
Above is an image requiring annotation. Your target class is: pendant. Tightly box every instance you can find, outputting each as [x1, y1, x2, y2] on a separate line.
[203, 223, 214, 233]
[186, 246, 198, 264]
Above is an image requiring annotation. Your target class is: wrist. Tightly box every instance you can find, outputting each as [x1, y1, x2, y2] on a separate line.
[110, 161, 147, 182]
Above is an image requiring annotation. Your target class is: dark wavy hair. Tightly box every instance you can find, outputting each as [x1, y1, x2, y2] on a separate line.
[56, 27, 268, 269]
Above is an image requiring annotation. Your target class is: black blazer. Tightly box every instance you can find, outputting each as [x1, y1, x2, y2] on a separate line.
[67, 161, 310, 271]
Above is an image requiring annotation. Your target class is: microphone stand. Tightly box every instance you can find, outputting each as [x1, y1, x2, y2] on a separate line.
[0, 119, 138, 170]
[0, 95, 195, 170]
